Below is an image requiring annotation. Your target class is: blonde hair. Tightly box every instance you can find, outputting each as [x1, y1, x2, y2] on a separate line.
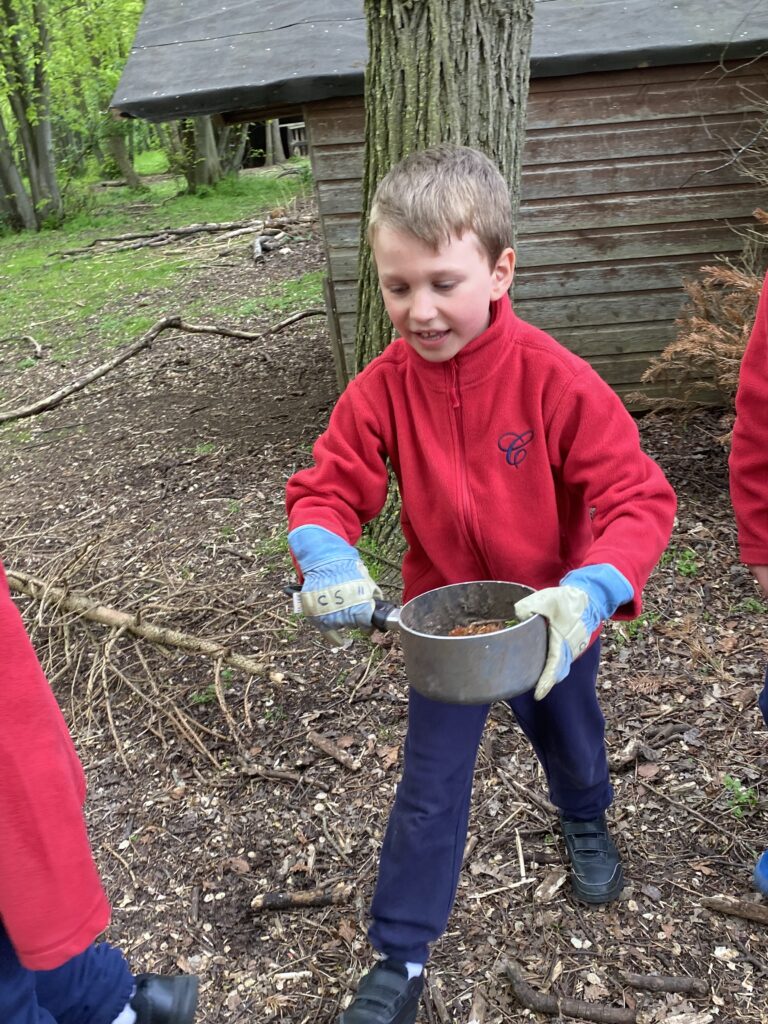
[368, 144, 513, 265]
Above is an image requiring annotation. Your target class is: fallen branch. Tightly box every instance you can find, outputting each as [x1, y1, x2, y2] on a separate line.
[0, 311, 326, 424]
[0, 334, 43, 358]
[7, 567, 267, 677]
[251, 882, 353, 912]
[53, 214, 312, 257]
[0, 316, 180, 424]
[307, 729, 361, 771]
[701, 895, 768, 925]
[503, 961, 636, 1024]
[54, 219, 264, 256]
[620, 973, 708, 997]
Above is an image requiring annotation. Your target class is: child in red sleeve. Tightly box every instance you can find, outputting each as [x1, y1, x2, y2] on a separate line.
[729, 271, 768, 895]
[286, 145, 676, 1024]
[0, 560, 198, 1024]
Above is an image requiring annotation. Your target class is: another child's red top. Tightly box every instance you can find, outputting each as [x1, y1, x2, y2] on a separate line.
[0, 561, 110, 969]
[730, 274, 768, 566]
[287, 295, 676, 616]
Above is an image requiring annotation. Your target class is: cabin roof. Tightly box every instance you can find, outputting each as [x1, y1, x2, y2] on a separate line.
[111, 0, 768, 122]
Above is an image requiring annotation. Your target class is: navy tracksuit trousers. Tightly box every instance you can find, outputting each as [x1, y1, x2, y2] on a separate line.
[0, 923, 133, 1024]
[369, 640, 608, 964]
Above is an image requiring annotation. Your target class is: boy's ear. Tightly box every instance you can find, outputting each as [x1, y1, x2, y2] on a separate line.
[491, 247, 515, 299]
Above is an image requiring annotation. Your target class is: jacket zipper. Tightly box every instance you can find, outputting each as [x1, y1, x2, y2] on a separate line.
[449, 362, 492, 576]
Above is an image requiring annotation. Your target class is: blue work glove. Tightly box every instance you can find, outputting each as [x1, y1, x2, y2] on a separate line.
[288, 525, 382, 643]
[514, 564, 634, 701]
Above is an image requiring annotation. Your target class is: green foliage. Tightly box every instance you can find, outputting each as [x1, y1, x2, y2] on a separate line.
[734, 596, 766, 614]
[675, 547, 700, 578]
[722, 774, 758, 818]
[611, 610, 660, 647]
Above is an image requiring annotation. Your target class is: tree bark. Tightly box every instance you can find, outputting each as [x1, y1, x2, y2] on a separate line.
[105, 133, 142, 189]
[193, 115, 222, 188]
[0, 0, 62, 224]
[30, 0, 62, 222]
[354, 0, 534, 370]
[270, 118, 287, 163]
[0, 111, 37, 231]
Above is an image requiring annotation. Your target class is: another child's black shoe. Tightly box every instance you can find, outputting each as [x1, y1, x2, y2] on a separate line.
[339, 960, 423, 1024]
[131, 974, 199, 1024]
[560, 814, 624, 904]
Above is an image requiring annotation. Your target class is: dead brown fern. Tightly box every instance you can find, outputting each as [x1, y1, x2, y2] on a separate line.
[639, 210, 768, 420]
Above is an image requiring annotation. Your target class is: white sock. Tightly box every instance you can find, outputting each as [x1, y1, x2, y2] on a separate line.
[110, 1002, 137, 1024]
[383, 955, 423, 980]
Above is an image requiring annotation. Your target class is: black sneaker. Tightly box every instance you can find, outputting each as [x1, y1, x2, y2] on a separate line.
[560, 814, 624, 904]
[339, 960, 423, 1024]
[131, 974, 199, 1024]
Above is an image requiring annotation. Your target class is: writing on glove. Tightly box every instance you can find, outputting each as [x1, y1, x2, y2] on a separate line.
[288, 525, 382, 643]
[514, 564, 633, 701]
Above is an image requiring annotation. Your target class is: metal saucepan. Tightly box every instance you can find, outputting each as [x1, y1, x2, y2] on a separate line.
[290, 579, 547, 705]
[372, 580, 546, 704]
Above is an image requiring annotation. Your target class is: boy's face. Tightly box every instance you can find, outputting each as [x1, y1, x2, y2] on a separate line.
[373, 226, 515, 363]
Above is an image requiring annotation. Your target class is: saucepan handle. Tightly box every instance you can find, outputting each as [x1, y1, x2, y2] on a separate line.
[284, 583, 401, 633]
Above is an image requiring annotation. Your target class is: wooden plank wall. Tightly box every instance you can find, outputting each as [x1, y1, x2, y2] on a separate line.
[304, 58, 768, 405]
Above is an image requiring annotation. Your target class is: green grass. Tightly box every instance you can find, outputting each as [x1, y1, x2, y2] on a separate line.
[0, 161, 312, 365]
[234, 269, 323, 318]
[133, 148, 170, 175]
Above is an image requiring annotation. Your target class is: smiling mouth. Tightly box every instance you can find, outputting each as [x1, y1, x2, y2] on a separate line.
[414, 329, 448, 344]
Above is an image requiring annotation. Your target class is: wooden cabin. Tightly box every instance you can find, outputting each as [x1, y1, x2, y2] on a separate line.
[112, 1, 768, 405]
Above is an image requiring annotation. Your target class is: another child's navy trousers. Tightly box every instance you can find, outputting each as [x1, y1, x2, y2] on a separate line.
[369, 640, 607, 964]
[0, 922, 133, 1024]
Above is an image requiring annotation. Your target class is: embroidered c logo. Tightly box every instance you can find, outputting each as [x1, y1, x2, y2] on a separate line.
[498, 430, 533, 467]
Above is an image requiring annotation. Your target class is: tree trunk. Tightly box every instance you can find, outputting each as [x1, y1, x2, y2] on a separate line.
[193, 116, 222, 188]
[0, 111, 38, 231]
[354, 0, 534, 370]
[0, 0, 62, 224]
[219, 123, 249, 175]
[30, 0, 62, 222]
[179, 120, 198, 192]
[270, 119, 287, 163]
[105, 134, 142, 189]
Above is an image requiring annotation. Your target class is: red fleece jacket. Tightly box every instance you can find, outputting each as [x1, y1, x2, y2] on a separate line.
[287, 296, 676, 614]
[0, 561, 110, 969]
[730, 274, 768, 565]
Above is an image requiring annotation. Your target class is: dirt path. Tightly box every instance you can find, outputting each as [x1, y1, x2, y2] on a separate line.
[0, 212, 766, 1023]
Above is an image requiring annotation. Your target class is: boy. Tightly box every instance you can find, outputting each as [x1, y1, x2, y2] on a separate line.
[286, 145, 676, 1024]
[729, 271, 768, 895]
[0, 559, 198, 1024]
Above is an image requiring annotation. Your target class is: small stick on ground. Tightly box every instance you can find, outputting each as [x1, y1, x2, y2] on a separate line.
[503, 961, 636, 1024]
[620, 973, 709, 997]
[307, 730, 361, 771]
[425, 975, 451, 1023]
[468, 987, 487, 1023]
[701, 895, 768, 925]
[251, 882, 353, 912]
